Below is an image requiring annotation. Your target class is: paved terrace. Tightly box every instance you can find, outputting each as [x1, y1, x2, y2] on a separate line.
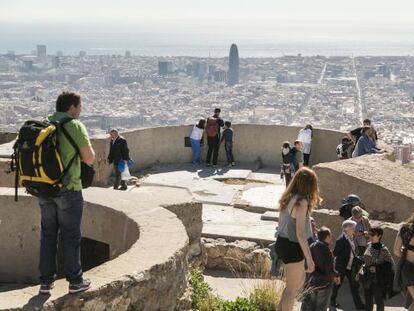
[134, 163, 405, 311]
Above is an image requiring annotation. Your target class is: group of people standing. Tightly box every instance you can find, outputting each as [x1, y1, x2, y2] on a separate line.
[188, 108, 235, 167]
[280, 125, 313, 187]
[274, 167, 414, 311]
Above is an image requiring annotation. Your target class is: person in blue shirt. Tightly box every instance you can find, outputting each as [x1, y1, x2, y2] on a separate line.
[352, 126, 382, 158]
[221, 121, 235, 167]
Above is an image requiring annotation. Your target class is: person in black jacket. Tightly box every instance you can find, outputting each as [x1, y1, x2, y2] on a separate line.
[331, 220, 365, 310]
[107, 129, 130, 190]
[301, 227, 339, 311]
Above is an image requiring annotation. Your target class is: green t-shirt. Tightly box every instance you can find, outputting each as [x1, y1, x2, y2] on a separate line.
[48, 112, 91, 191]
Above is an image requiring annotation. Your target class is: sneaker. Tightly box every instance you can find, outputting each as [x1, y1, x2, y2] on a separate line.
[206, 163, 211, 167]
[39, 282, 54, 295]
[227, 163, 232, 167]
[69, 278, 91, 294]
[119, 186, 128, 191]
[231, 162, 236, 166]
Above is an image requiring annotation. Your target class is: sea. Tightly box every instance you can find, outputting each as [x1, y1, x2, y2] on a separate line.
[1, 27, 414, 57]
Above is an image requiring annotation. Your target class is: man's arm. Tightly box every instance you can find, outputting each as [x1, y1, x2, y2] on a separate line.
[74, 121, 95, 165]
[121, 138, 130, 160]
[80, 146, 95, 165]
[107, 142, 113, 163]
[297, 151, 304, 169]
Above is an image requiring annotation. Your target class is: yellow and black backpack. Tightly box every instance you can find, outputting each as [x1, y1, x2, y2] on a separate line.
[11, 118, 76, 201]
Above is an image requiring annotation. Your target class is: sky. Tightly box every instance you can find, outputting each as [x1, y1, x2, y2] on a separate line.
[1, 0, 414, 54]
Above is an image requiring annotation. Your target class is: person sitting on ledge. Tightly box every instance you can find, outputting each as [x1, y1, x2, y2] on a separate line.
[352, 126, 382, 158]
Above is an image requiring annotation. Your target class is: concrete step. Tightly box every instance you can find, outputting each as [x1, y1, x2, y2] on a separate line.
[260, 211, 279, 221]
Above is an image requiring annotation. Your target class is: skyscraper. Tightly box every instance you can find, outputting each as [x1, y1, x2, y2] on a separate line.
[36, 45, 47, 61]
[228, 44, 239, 86]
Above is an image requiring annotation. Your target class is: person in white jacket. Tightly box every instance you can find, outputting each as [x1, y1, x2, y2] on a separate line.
[298, 124, 313, 166]
[189, 119, 205, 165]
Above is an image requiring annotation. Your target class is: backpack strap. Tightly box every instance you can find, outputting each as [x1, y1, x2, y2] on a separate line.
[54, 118, 81, 183]
[57, 119, 81, 156]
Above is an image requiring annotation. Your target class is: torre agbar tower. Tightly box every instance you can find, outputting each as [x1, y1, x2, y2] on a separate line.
[228, 44, 239, 86]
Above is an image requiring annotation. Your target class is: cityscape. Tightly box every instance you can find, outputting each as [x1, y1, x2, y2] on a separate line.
[0, 44, 413, 162]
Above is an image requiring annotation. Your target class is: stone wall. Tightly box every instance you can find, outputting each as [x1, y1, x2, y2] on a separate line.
[202, 238, 271, 275]
[0, 132, 16, 145]
[313, 155, 414, 223]
[0, 186, 198, 311]
[89, 124, 345, 186]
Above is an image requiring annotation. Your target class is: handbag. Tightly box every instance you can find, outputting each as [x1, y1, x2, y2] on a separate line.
[184, 136, 191, 147]
[351, 246, 364, 282]
[80, 162, 95, 188]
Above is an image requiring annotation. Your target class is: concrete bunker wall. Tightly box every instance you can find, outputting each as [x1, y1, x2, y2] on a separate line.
[314, 155, 414, 223]
[90, 124, 345, 186]
[0, 187, 198, 311]
[0, 193, 138, 284]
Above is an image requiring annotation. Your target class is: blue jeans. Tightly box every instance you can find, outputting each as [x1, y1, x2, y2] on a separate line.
[38, 189, 84, 284]
[190, 138, 201, 164]
[224, 141, 234, 164]
[301, 285, 332, 311]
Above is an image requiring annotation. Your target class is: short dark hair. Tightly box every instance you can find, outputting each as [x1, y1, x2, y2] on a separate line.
[363, 119, 371, 125]
[197, 119, 206, 129]
[214, 108, 221, 113]
[317, 226, 331, 242]
[282, 141, 291, 149]
[56, 91, 81, 112]
[369, 227, 383, 239]
[225, 121, 231, 127]
[294, 140, 302, 146]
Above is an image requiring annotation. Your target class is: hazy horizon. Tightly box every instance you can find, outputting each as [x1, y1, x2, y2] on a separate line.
[1, 0, 414, 56]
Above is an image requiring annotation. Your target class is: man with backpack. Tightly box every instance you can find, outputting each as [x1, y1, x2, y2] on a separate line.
[37, 92, 94, 294]
[205, 108, 224, 166]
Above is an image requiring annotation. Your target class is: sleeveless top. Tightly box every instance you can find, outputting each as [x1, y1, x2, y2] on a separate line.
[277, 195, 313, 243]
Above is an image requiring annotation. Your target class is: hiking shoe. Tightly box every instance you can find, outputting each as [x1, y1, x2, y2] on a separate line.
[39, 283, 54, 295]
[69, 278, 91, 294]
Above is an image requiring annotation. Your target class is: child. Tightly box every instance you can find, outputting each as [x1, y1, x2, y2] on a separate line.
[336, 136, 352, 159]
[221, 121, 235, 167]
[280, 141, 292, 187]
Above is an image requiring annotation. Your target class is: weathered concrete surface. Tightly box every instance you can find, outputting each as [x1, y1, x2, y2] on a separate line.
[0, 158, 14, 187]
[314, 155, 414, 223]
[202, 238, 271, 275]
[0, 132, 16, 146]
[0, 186, 197, 311]
[234, 183, 284, 213]
[202, 204, 276, 246]
[129, 185, 203, 258]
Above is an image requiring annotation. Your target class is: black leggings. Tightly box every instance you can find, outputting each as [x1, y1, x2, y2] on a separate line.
[364, 284, 384, 311]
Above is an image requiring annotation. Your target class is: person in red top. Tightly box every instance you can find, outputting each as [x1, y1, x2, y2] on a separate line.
[301, 227, 339, 311]
[205, 108, 224, 166]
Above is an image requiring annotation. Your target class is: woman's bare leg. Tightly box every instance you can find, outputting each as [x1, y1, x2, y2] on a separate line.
[278, 260, 305, 311]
